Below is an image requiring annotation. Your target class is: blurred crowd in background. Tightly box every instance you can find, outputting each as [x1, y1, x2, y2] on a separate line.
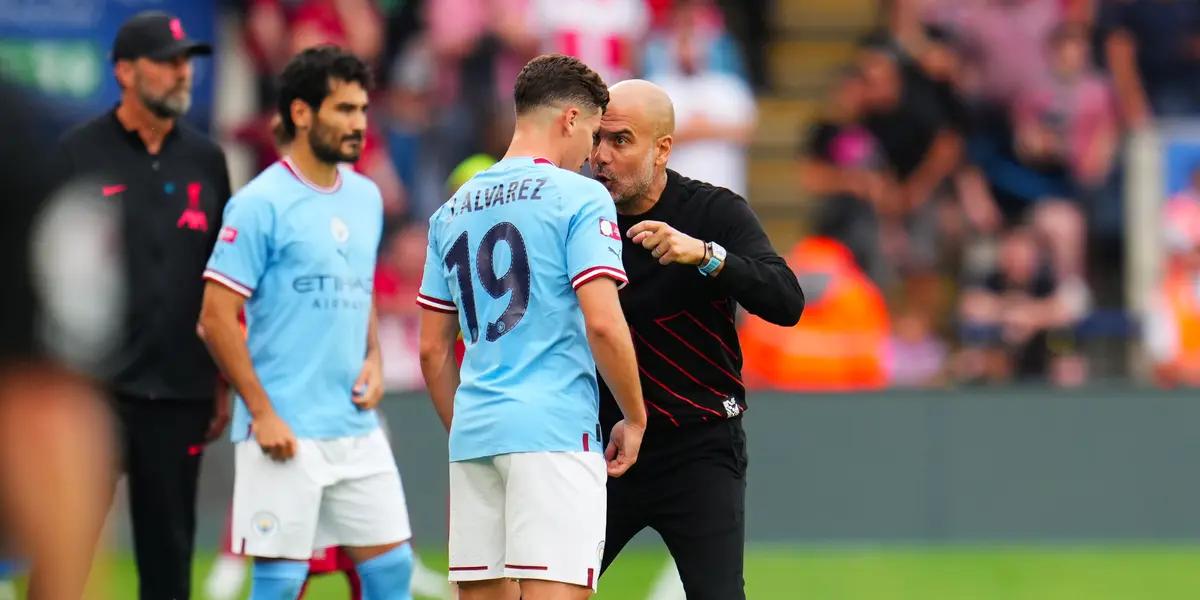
[760, 0, 1200, 392]
[11, 0, 1200, 393]
[215, 0, 1200, 393]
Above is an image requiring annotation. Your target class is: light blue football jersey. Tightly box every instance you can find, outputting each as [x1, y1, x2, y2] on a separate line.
[205, 158, 382, 442]
[418, 156, 627, 462]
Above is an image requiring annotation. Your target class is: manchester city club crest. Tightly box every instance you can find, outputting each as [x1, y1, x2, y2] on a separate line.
[251, 511, 279, 537]
[330, 216, 350, 244]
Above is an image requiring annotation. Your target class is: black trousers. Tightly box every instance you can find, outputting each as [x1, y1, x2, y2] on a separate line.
[601, 418, 748, 600]
[113, 394, 211, 600]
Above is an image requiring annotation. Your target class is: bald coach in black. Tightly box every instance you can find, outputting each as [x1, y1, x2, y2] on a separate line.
[589, 80, 804, 599]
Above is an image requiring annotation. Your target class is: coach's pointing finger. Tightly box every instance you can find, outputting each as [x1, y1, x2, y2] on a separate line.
[626, 220, 664, 240]
[629, 221, 706, 266]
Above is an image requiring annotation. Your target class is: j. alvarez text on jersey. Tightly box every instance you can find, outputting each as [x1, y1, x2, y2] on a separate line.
[448, 176, 549, 217]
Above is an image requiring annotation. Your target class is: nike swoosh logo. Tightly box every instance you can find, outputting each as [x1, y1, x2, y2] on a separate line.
[102, 184, 127, 197]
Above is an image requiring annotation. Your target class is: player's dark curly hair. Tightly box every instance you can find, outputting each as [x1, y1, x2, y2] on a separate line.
[513, 54, 609, 116]
[277, 45, 373, 137]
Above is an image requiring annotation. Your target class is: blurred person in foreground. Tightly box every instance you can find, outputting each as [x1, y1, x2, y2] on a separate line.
[199, 46, 415, 600]
[956, 227, 1085, 386]
[54, 11, 231, 599]
[590, 79, 804, 599]
[0, 79, 121, 600]
[1145, 168, 1200, 387]
[418, 54, 646, 599]
[650, 0, 756, 198]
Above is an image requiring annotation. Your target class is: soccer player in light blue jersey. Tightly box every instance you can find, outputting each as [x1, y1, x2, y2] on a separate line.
[198, 46, 414, 600]
[418, 54, 648, 600]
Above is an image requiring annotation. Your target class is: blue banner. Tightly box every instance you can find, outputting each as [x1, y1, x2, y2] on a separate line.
[0, 0, 216, 135]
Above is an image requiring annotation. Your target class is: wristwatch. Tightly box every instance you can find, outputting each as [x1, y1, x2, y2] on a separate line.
[697, 241, 726, 277]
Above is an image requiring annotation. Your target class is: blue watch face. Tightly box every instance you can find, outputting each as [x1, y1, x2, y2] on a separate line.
[710, 242, 726, 261]
[699, 245, 722, 275]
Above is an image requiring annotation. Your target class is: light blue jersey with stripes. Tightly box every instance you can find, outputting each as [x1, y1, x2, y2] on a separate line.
[418, 157, 627, 461]
[205, 159, 383, 442]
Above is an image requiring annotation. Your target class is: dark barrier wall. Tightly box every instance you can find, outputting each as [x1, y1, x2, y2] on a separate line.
[188, 388, 1200, 550]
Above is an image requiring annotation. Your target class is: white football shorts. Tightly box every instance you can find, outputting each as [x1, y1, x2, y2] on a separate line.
[448, 451, 606, 590]
[232, 427, 412, 560]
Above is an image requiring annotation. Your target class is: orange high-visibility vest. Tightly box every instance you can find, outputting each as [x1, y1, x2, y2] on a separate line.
[1160, 267, 1200, 374]
[740, 237, 890, 391]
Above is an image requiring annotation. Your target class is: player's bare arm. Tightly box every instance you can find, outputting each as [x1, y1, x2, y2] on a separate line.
[198, 281, 297, 461]
[576, 277, 646, 477]
[418, 308, 461, 431]
[352, 302, 385, 411]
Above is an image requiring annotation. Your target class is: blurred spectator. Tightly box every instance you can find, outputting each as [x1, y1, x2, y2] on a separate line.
[244, 0, 385, 110]
[375, 223, 429, 391]
[246, 0, 384, 70]
[797, 67, 893, 283]
[711, 0, 769, 90]
[1011, 23, 1117, 279]
[740, 237, 890, 391]
[642, 0, 746, 81]
[381, 38, 444, 218]
[1013, 23, 1118, 193]
[921, 0, 1064, 108]
[425, 0, 535, 107]
[886, 309, 948, 388]
[913, 25, 970, 134]
[956, 227, 1084, 385]
[425, 0, 534, 206]
[906, 25, 1008, 248]
[1099, 0, 1200, 127]
[628, 0, 768, 88]
[857, 38, 963, 290]
[528, 0, 650, 83]
[239, 3, 400, 212]
[652, 11, 756, 197]
[967, 23, 1109, 317]
[1145, 170, 1200, 386]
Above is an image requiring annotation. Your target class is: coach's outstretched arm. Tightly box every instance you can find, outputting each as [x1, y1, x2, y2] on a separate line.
[198, 282, 297, 461]
[709, 196, 805, 326]
[576, 278, 647, 477]
[626, 195, 804, 326]
[418, 310, 461, 431]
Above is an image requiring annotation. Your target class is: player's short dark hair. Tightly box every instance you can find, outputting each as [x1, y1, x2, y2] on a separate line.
[513, 54, 609, 116]
[277, 45, 373, 137]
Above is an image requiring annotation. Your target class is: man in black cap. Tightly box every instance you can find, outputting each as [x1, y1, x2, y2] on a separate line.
[55, 11, 231, 599]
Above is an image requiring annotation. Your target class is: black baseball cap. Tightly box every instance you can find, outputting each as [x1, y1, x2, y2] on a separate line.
[111, 11, 212, 62]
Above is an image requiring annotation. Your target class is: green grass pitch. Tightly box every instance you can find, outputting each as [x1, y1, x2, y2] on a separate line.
[60, 545, 1200, 598]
